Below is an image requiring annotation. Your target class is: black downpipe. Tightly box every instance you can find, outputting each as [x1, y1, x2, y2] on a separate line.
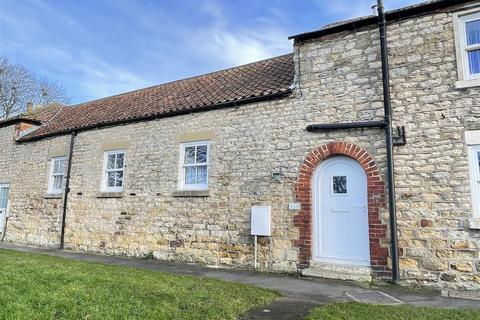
[59, 131, 76, 250]
[377, 0, 400, 283]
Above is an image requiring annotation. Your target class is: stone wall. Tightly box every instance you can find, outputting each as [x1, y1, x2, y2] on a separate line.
[293, 5, 480, 291]
[2, 96, 387, 274]
[52, 99, 388, 274]
[2, 134, 69, 246]
[388, 10, 480, 292]
[1, 2, 479, 292]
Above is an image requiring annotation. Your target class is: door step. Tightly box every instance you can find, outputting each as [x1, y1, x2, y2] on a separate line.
[302, 261, 372, 282]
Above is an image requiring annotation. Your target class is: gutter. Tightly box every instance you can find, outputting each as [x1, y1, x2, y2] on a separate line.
[306, 121, 386, 131]
[17, 90, 292, 143]
[59, 131, 76, 250]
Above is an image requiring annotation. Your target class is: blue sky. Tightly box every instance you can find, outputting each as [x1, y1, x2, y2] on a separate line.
[1, 0, 419, 104]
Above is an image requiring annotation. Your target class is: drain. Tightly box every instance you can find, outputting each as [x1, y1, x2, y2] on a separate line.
[345, 291, 403, 305]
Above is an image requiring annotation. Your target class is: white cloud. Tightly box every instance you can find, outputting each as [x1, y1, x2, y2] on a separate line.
[2, 0, 294, 103]
[195, 27, 291, 66]
[32, 47, 151, 101]
[73, 52, 152, 100]
[190, 2, 291, 66]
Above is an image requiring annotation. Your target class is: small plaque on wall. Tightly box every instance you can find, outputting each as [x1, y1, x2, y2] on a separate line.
[288, 202, 301, 210]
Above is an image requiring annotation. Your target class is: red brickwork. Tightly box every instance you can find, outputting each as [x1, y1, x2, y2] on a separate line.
[14, 123, 33, 138]
[294, 142, 390, 276]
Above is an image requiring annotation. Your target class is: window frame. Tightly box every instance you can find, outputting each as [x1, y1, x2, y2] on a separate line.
[178, 141, 210, 191]
[454, 9, 480, 87]
[101, 149, 126, 193]
[48, 156, 67, 194]
[468, 145, 480, 220]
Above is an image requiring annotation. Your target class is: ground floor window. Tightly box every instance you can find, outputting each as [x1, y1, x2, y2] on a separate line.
[102, 150, 126, 192]
[179, 141, 209, 190]
[468, 145, 480, 218]
[48, 156, 66, 194]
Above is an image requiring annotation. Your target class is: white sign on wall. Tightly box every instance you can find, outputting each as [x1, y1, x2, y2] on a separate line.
[251, 206, 271, 236]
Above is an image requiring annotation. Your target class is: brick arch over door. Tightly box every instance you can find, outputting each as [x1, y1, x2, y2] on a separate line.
[294, 141, 390, 276]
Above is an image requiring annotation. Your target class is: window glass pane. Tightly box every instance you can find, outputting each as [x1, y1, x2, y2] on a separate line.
[53, 159, 60, 174]
[196, 165, 207, 184]
[196, 145, 207, 163]
[115, 171, 123, 187]
[466, 19, 480, 46]
[184, 146, 196, 164]
[53, 175, 63, 190]
[477, 151, 480, 169]
[107, 172, 116, 187]
[333, 176, 347, 194]
[59, 159, 65, 174]
[107, 154, 116, 169]
[0, 187, 8, 208]
[468, 49, 480, 75]
[185, 167, 196, 184]
[116, 153, 124, 169]
[53, 160, 58, 173]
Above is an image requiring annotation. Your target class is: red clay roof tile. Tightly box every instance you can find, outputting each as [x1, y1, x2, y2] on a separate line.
[21, 53, 294, 141]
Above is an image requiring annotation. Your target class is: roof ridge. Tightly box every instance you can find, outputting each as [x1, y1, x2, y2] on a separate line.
[289, 0, 474, 40]
[70, 53, 293, 109]
[42, 105, 65, 125]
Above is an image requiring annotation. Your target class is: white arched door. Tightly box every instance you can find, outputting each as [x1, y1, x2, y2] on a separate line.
[313, 156, 370, 266]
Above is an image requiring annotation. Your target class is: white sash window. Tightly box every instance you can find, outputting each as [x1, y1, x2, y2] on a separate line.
[48, 156, 66, 194]
[102, 150, 126, 192]
[454, 10, 480, 88]
[179, 141, 209, 190]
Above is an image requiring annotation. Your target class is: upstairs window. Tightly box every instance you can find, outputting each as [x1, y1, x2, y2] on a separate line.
[48, 156, 66, 194]
[465, 17, 480, 75]
[103, 150, 126, 192]
[454, 10, 480, 86]
[179, 141, 209, 190]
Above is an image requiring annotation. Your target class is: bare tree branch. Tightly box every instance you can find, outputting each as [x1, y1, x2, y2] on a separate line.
[0, 56, 70, 119]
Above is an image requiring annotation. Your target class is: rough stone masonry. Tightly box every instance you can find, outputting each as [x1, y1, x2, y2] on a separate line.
[0, 1, 479, 294]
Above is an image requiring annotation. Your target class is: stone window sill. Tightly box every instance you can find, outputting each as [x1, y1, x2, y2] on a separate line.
[96, 192, 124, 198]
[468, 219, 480, 230]
[172, 190, 210, 197]
[44, 194, 62, 199]
[455, 79, 480, 89]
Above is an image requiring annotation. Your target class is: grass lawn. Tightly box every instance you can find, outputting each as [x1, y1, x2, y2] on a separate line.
[0, 249, 277, 320]
[306, 302, 480, 320]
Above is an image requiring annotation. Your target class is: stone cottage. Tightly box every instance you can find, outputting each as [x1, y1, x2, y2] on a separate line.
[1, 0, 480, 295]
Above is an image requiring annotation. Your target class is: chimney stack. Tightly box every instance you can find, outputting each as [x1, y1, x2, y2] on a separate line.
[26, 101, 33, 113]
